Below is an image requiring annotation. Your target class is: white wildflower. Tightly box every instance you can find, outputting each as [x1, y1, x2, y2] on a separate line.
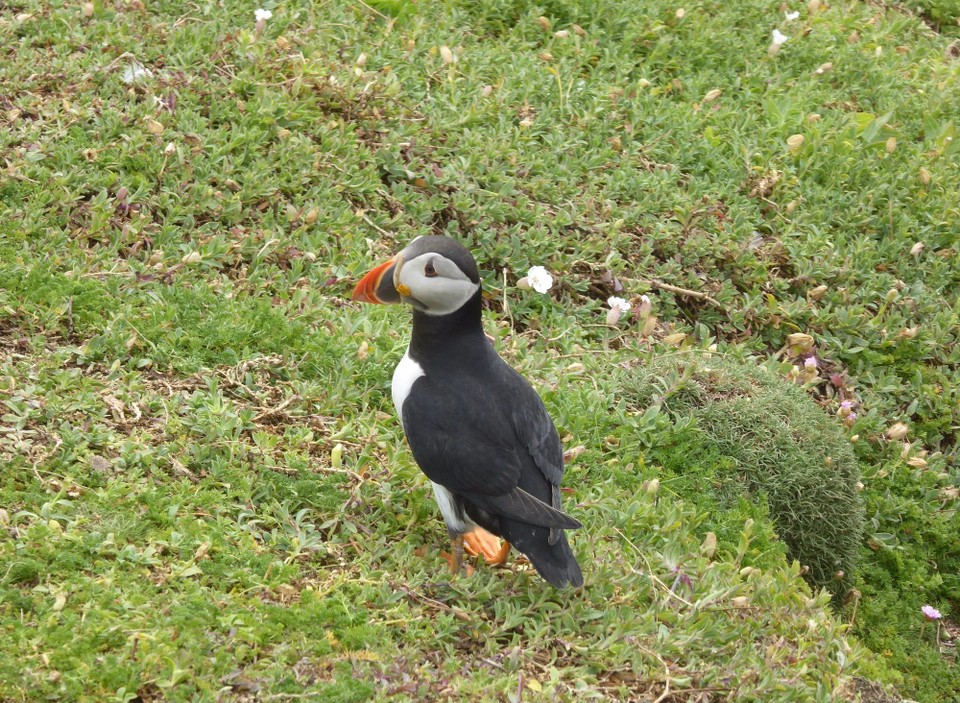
[772, 29, 789, 46]
[121, 61, 153, 84]
[606, 296, 631, 326]
[607, 296, 631, 313]
[526, 265, 553, 293]
[785, 10, 800, 20]
[255, 8, 273, 22]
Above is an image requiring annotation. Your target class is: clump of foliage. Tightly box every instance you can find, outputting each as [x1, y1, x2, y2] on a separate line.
[899, 0, 960, 34]
[621, 354, 864, 597]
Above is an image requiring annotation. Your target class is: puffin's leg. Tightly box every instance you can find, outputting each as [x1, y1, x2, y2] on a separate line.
[464, 528, 512, 565]
[440, 531, 476, 576]
[448, 533, 465, 575]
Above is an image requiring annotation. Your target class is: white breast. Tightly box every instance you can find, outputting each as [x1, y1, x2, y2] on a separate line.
[391, 352, 473, 534]
[391, 349, 425, 416]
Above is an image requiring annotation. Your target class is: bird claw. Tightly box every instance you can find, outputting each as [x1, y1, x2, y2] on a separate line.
[464, 528, 511, 565]
[440, 551, 475, 577]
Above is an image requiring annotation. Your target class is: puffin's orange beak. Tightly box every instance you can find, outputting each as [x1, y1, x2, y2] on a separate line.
[352, 256, 402, 304]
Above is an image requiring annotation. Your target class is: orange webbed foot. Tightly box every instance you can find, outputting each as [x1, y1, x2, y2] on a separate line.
[464, 528, 512, 566]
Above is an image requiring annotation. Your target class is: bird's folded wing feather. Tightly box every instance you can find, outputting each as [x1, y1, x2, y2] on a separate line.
[508, 371, 566, 488]
[401, 369, 562, 499]
[402, 377, 523, 496]
[463, 486, 581, 529]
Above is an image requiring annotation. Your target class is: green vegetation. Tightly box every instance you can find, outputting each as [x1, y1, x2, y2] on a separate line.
[623, 354, 864, 598]
[2, 0, 957, 700]
[897, 0, 960, 32]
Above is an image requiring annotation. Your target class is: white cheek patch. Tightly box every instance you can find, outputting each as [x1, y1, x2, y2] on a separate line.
[399, 253, 479, 316]
[418, 278, 479, 316]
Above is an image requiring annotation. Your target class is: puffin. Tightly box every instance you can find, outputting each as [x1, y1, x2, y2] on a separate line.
[351, 235, 584, 588]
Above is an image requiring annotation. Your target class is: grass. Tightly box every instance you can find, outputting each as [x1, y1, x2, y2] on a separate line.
[1, 0, 958, 700]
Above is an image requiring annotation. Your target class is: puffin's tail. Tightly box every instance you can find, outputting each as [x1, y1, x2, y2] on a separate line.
[504, 522, 584, 588]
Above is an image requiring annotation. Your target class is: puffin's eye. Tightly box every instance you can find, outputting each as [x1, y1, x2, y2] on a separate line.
[424, 260, 438, 278]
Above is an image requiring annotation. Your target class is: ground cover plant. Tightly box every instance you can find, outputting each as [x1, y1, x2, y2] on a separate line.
[1, 0, 958, 700]
[622, 354, 865, 598]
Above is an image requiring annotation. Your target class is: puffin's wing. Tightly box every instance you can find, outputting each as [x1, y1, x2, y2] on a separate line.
[401, 374, 524, 496]
[463, 486, 581, 530]
[500, 363, 572, 543]
[505, 365, 565, 486]
[402, 374, 575, 529]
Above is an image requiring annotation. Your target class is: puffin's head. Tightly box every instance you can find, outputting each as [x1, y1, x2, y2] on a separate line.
[351, 236, 481, 316]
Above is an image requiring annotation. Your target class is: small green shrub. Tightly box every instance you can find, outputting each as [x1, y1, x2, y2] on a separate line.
[900, 0, 960, 32]
[622, 354, 865, 597]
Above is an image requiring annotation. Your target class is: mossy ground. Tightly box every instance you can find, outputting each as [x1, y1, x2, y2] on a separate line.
[2, 0, 958, 700]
